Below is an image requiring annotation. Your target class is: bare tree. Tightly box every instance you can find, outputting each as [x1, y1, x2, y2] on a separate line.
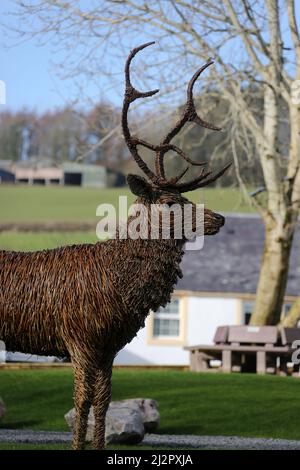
[7, 0, 300, 325]
[280, 296, 300, 327]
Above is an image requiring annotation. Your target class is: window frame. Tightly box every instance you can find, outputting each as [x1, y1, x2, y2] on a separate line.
[152, 298, 181, 339]
[241, 299, 293, 324]
[147, 296, 187, 346]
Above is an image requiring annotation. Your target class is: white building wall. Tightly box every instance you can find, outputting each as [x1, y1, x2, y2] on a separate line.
[114, 295, 240, 366]
[5, 352, 57, 362]
[114, 323, 189, 366]
[187, 297, 238, 345]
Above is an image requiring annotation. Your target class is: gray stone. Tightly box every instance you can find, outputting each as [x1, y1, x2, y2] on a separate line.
[105, 406, 144, 444]
[65, 397, 160, 444]
[0, 397, 6, 422]
[65, 407, 94, 441]
[110, 398, 160, 432]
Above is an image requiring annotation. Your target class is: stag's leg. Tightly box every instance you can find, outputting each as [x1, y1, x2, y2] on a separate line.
[92, 361, 113, 450]
[72, 360, 96, 450]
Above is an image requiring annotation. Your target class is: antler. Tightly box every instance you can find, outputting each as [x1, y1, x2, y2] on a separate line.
[122, 42, 230, 193]
[122, 42, 161, 185]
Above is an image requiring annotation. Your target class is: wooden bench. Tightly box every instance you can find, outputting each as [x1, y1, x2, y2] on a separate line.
[188, 326, 229, 372]
[185, 325, 293, 375]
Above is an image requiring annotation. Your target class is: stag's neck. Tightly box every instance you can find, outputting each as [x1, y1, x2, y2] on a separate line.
[101, 237, 185, 318]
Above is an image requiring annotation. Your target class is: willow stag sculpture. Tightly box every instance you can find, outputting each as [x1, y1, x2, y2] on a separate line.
[0, 42, 229, 450]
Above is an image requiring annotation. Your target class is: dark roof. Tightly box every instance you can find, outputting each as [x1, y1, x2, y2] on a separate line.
[178, 215, 300, 296]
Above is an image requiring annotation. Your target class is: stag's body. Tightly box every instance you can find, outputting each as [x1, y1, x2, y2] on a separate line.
[0, 237, 183, 359]
[0, 235, 185, 449]
[0, 42, 229, 449]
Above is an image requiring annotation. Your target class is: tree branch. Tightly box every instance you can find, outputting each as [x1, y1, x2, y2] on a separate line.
[286, 0, 300, 65]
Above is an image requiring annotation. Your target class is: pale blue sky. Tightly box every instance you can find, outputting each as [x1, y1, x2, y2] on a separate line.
[0, 33, 71, 113]
[0, 1, 299, 114]
[0, 1, 109, 113]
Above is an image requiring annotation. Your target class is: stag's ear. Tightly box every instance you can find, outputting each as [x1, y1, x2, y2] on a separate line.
[127, 174, 153, 199]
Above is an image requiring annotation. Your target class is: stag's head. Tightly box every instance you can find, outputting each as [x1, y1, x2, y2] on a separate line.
[123, 42, 230, 239]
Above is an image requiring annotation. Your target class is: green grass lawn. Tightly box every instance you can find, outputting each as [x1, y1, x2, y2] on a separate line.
[0, 368, 300, 451]
[0, 185, 255, 251]
[0, 185, 254, 224]
[0, 231, 97, 251]
[0, 186, 135, 223]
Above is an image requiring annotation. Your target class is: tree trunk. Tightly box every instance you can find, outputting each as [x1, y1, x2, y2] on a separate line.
[249, 76, 288, 326]
[280, 296, 300, 327]
[250, 220, 294, 325]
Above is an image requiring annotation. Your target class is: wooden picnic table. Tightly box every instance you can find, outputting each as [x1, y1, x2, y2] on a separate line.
[184, 343, 292, 374]
[184, 325, 300, 375]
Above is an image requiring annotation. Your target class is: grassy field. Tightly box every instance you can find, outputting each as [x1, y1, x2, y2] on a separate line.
[0, 368, 300, 451]
[0, 185, 254, 223]
[0, 184, 254, 251]
[0, 231, 97, 251]
[0, 186, 135, 223]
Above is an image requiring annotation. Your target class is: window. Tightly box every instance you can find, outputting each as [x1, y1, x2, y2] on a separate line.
[282, 303, 292, 316]
[147, 296, 187, 346]
[242, 301, 254, 325]
[242, 300, 292, 324]
[153, 298, 180, 338]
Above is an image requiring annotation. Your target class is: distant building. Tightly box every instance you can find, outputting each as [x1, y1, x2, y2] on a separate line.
[0, 159, 125, 188]
[0, 160, 15, 183]
[63, 162, 105, 187]
[14, 166, 63, 185]
[62, 163, 125, 188]
[0, 168, 15, 183]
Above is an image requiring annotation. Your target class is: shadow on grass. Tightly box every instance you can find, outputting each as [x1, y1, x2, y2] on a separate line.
[0, 421, 41, 430]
